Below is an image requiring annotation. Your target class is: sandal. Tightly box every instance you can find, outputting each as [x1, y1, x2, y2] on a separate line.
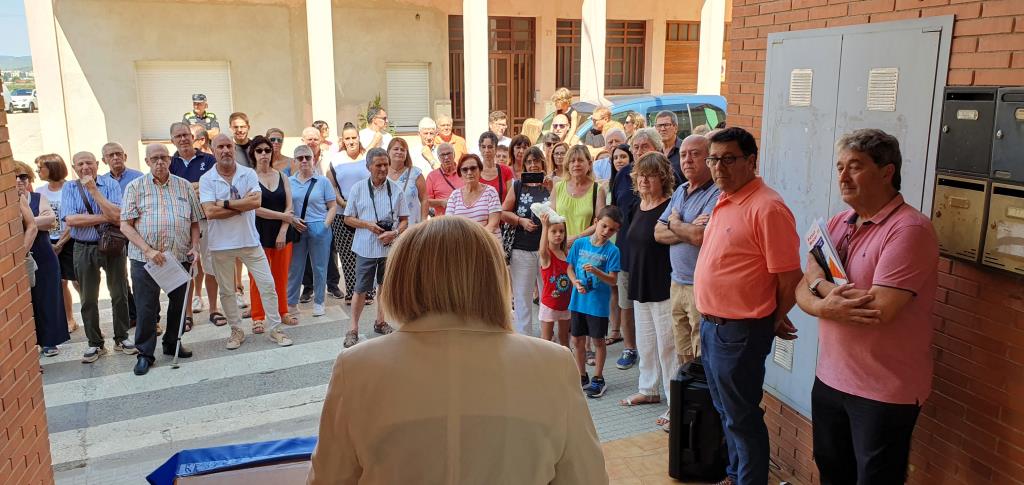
[343, 329, 359, 348]
[373, 321, 394, 335]
[183, 316, 193, 333]
[209, 312, 228, 326]
[67, 320, 79, 333]
[283, 313, 299, 326]
[586, 350, 596, 366]
[604, 329, 623, 346]
[344, 298, 352, 306]
[242, 309, 252, 319]
[655, 410, 670, 427]
[252, 320, 265, 334]
[619, 393, 662, 406]
[365, 298, 374, 306]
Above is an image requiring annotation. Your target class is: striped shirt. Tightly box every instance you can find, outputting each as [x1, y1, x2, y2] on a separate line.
[120, 173, 204, 263]
[446, 185, 502, 235]
[59, 178, 123, 242]
[344, 177, 408, 259]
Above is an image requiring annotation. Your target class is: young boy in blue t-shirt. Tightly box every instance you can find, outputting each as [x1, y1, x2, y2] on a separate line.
[566, 206, 623, 398]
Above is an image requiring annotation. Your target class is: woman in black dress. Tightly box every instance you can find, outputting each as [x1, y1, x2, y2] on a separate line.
[16, 161, 70, 356]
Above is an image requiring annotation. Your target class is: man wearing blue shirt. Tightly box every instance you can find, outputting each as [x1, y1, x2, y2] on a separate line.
[61, 151, 137, 363]
[654, 134, 720, 367]
[99, 142, 145, 332]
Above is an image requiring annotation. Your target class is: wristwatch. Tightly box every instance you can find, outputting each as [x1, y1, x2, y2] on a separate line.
[222, 200, 230, 209]
[809, 277, 825, 298]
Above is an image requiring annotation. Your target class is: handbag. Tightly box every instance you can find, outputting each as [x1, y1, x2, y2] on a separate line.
[25, 253, 37, 288]
[288, 177, 318, 243]
[77, 182, 127, 257]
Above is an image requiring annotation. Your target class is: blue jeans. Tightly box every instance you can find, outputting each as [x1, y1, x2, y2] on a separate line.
[287, 221, 331, 305]
[700, 316, 775, 485]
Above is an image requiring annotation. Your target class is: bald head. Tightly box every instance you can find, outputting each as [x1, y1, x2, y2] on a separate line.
[680, 134, 711, 184]
[145, 143, 169, 159]
[72, 151, 99, 178]
[211, 134, 236, 164]
[145, 143, 171, 181]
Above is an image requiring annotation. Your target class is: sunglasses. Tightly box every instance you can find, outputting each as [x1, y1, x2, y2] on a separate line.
[295, 155, 313, 161]
[268, 137, 284, 143]
[552, 124, 568, 129]
[254, 147, 273, 154]
[16, 174, 30, 181]
[460, 166, 481, 174]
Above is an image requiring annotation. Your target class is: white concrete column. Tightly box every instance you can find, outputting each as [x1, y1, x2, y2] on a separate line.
[579, 0, 607, 105]
[463, 0, 489, 138]
[697, 0, 727, 95]
[24, 0, 70, 160]
[306, 0, 338, 136]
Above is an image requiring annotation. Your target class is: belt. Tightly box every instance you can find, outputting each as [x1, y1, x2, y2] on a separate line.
[74, 239, 98, 246]
[703, 314, 773, 325]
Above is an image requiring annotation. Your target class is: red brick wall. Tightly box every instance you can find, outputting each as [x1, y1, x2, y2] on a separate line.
[726, 1, 1024, 484]
[0, 104, 55, 482]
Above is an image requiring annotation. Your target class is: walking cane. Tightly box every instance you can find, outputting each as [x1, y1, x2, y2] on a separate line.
[172, 256, 197, 370]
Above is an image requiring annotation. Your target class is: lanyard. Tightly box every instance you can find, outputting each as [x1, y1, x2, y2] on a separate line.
[368, 178, 394, 222]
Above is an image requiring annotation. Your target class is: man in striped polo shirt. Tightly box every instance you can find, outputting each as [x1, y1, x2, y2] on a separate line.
[342, 147, 408, 348]
[120, 144, 203, 375]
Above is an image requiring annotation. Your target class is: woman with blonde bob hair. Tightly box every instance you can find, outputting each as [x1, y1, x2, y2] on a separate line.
[308, 216, 609, 485]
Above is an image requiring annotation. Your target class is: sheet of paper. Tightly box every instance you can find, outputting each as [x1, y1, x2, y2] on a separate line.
[144, 252, 190, 293]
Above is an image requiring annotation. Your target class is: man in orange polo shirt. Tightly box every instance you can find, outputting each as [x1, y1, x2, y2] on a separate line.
[694, 127, 802, 485]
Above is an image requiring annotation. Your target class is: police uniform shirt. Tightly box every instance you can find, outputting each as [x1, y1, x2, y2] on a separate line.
[183, 110, 220, 131]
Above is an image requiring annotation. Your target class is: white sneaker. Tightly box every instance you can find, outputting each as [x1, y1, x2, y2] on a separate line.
[225, 326, 245, 350]
[312, 304, 325, 317]
[236, 294, 249, 309]
[192, 296, 203, 313]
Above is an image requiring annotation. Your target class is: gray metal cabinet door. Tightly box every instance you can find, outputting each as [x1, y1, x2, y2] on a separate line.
[760, 34, 843, 416]
[833, 28, 943, 212]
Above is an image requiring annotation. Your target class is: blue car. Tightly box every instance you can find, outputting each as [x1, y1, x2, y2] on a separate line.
[542, 94, 728, 141]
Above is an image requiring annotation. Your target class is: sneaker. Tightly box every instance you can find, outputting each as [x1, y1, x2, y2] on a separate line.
[299, 289, 313, 304]
[581, 372, 590, 389]
[236, 293, 249, 309]
[41, 346, 60, 357]
[616, 349, 638, 370]
[312, 303, 325, 317]
[226, 326, 245, 350]
[81, 346, 108, 363]
[115, 340, 139, 355]
[585, 376, 607, 398]
[328, 288, 344, 299]
[192, 296, 204, 313]
[267, 327, 293, 347]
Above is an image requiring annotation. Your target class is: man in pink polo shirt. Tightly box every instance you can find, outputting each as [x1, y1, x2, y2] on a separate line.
[796, 129, 938, 484]
[694, 127, 802, 485]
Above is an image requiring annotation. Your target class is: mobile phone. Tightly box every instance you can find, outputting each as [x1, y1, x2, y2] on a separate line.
[522, 172, 545, 184]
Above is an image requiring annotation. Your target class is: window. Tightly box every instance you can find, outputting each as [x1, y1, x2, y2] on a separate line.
[555, 20, 647, 90]
[386, 64, 430, 132]
[666, 22, 700, 42]
[135, 61, 232, 140]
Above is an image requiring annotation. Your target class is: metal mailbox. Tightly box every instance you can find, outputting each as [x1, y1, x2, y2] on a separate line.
[991, 87, 1024, 183]
[937, 87, 997, 176]
[932, 175, 988, 262]
[982, 183, 1024, 275]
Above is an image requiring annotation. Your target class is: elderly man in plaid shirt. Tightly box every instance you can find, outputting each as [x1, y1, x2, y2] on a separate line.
[120, 144, 203, 376]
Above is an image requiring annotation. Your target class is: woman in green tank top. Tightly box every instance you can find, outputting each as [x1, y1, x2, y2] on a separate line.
[551, 145, 607, 247]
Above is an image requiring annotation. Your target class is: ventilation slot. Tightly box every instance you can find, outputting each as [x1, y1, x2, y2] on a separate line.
[867, 67, 899, 112]
[788, 69, 813, 107]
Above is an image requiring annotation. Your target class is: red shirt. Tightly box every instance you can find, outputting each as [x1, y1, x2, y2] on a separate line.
[816, 194, 939, 404]
[541, 248, 572, 311]
[480, 164, 514, 202]
[425, 169, 463, 216]
[694, 177, 801, 319]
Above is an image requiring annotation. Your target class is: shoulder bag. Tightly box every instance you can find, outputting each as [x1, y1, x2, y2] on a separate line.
[78, 182, 127, 257]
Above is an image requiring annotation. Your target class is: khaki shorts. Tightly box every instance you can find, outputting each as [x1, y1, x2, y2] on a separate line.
[617, 271, 633, 309]
[670, 282, 702, 358]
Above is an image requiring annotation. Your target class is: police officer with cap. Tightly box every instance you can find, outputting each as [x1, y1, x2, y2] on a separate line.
[183, 94, 220, 138]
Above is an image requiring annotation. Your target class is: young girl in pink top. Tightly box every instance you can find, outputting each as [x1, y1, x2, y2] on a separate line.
[538, 212, 571, 347]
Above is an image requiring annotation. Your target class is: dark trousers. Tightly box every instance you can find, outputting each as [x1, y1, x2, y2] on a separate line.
[131, 260, 191, 363]
[812, 378, 921, 485]
[74, 242, 131, 348]
[303, 246, 340, 293]
[700, 317, 775, 485]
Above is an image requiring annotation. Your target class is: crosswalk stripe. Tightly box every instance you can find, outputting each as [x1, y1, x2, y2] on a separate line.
[43, 338, 344, 408]
[49, 384, 328, 466]
[44, 305, 351, 365]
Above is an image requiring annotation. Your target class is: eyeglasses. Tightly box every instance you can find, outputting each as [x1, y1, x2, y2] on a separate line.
[438, 152, 454, 158]
[149, 155, 171, 163]
[705, 155, 744, 167]
[460, 166, 481, 174]
[375, 116, 388, 122]
[106, 151, 126, 158]
[552, 124, 568, 129]
[655, 123, 674, 130]
[15, 174, 30, 181]
[268, 137, 284, 143]
[254, 148, 273, 155]
[295, 155, 313, 161]
[544, 142, 554, 147]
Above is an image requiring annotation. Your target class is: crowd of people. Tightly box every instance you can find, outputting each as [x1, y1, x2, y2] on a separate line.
[18, 87, 938, 485]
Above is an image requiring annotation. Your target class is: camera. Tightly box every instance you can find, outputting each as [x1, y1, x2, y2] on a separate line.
[376, 218, 394, 232]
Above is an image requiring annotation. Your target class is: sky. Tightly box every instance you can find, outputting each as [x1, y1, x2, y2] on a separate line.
[0, 0, 31, 57]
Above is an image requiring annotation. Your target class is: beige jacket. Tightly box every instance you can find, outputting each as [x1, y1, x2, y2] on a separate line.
[307, 314, 608, 485]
